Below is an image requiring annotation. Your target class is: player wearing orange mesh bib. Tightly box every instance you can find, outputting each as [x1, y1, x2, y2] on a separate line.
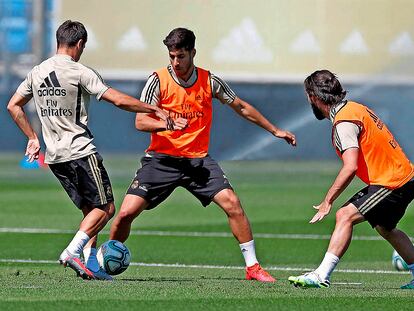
[289, 70, 414, 289]
[109, 28, 296, 282]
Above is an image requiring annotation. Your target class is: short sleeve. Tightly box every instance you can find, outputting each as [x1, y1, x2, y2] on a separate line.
[79, 66, 110, 100]
[16, 70, 34, 99]
[334, 121, 361, 152]
[140, 73, 160, 105]
[210, 73, 236, 105]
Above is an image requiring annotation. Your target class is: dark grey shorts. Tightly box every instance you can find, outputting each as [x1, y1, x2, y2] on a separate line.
[49, 152, 114, 209]
[126, 153, 232, 209]
[348, 179, 414, 230]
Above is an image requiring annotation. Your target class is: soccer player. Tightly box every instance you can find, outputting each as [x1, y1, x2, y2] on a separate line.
[7, 20, 170, 281]
[288, 70, 414, 289]
[109, 28, 296, 282]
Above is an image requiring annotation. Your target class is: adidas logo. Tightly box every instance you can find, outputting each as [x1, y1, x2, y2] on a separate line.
[37, 71, 67, 97]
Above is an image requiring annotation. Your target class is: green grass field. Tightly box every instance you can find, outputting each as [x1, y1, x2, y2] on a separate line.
[0, 153, 413, 310]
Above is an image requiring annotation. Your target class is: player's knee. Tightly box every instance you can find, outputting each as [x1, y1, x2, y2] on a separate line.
[226, 192, 241, 207]
[376, 225, 393, 239]
[335, 208, 353, 225]
[223, 198, 244, 218]
[117, 209, 137, 223]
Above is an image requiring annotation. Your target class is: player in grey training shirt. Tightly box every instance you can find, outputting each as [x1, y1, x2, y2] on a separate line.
[7, 20, 177, 281]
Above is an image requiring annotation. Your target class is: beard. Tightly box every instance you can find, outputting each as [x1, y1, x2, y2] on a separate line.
[311, 104, 325, 120]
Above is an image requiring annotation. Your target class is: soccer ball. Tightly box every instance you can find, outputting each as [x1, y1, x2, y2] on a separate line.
[392, 249, 409, 271]
[97, 240, 131, 275]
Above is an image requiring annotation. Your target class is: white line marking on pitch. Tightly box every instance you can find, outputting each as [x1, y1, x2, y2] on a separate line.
[0, 227, 409, 241]
[0, 259, 408, 275]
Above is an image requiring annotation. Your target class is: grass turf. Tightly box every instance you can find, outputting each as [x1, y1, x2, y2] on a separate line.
[0, 153, 413, 310]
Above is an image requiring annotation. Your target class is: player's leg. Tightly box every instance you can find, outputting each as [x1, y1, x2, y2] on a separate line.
[110, 153, 178, 242]
[81, 202, 116, 280]
[374, 179, 414, 288]
[78, 202, 115, 237]
[376, 226, 414, 288]
[288, 203, 364, 288]
[315, 203, 364, 276]
[60, 202, 115, 280]
[213, 189, 252, 243]
[212, 189, 275, 282]
[373, 180, 414, 288]
[184, 155, 274, 282]
[376, 227, 414, 265]
[52, 153, 115, 279]
[109, 195, 149, 242]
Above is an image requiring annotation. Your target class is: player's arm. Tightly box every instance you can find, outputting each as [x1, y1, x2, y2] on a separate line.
[229, 97, 296, 146]
[135, 113, 187, 132]
[81, 66, 168, 120]
[101, 88, 168, 120]
[310, 122, 361, 223]
[310, 147, 358, 223]
[7, 93, 40, 162]
[134, 73, 187, 132]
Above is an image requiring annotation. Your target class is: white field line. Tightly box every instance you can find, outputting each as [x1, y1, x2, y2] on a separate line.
[0, 258, 408, 275]
[0, 227, 407, 241]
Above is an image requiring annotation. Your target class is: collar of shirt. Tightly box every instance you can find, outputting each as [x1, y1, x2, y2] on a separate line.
[54, 53, 75, 62]
[329, 100, 348, 123]
[167, 64, 198, 87]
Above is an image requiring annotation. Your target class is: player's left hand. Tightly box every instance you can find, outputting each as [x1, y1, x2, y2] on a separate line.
[309, 201, 332, 223]
[25, 138, 40, 163]
[274, 129, 296, 146]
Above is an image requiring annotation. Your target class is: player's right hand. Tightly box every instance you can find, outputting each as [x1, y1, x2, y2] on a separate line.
[309, 201, 332, 224]
[274, 129, 296, 146]
[25, 138, 40, 162]
[154, 107, 169, 121]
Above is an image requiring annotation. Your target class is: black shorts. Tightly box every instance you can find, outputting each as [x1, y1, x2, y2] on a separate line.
[49, 152, 114, 209]
[126, 153, 232, 209]
[348, 179, 414, 230]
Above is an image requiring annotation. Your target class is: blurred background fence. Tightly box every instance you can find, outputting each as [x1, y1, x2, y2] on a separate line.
[1, 0, 414, 160]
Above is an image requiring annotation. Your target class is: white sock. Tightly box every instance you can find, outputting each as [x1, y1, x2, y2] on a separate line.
[239, 240, 259, 267]
[65, 231, 90, 257]
[407, 263, 414, 279]
[84, 247, 100, 272]
[314, 252, 340, 281]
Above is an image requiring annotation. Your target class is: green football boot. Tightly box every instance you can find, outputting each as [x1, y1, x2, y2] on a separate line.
[401, 279, 414, 289]
[288, 272, 330, 288]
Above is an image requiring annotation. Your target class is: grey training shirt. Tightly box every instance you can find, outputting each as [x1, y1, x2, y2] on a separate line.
[16, 54, 109, 164]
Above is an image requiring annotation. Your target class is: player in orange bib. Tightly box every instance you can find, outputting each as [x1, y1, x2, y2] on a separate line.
[288, 70, 414, 289]
[109, 28, 296, 282]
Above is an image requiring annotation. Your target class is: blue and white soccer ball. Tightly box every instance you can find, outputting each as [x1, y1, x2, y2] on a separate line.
[97, 240, 131, 275]
[392, 249, 409, 271]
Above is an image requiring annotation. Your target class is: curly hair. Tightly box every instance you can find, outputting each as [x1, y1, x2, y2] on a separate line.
[304, 70, 346, 105]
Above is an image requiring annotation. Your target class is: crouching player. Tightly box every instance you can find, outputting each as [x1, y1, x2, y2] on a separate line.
[109, 27, 297, 282]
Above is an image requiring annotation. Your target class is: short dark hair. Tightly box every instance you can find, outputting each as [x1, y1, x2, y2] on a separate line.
[56, 20, 87, 47]
[304, 70, 346, 105]
[163, 28, 195, 51]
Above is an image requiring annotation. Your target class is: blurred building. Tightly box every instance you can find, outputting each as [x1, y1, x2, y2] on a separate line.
[1, 0, 414, 160]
